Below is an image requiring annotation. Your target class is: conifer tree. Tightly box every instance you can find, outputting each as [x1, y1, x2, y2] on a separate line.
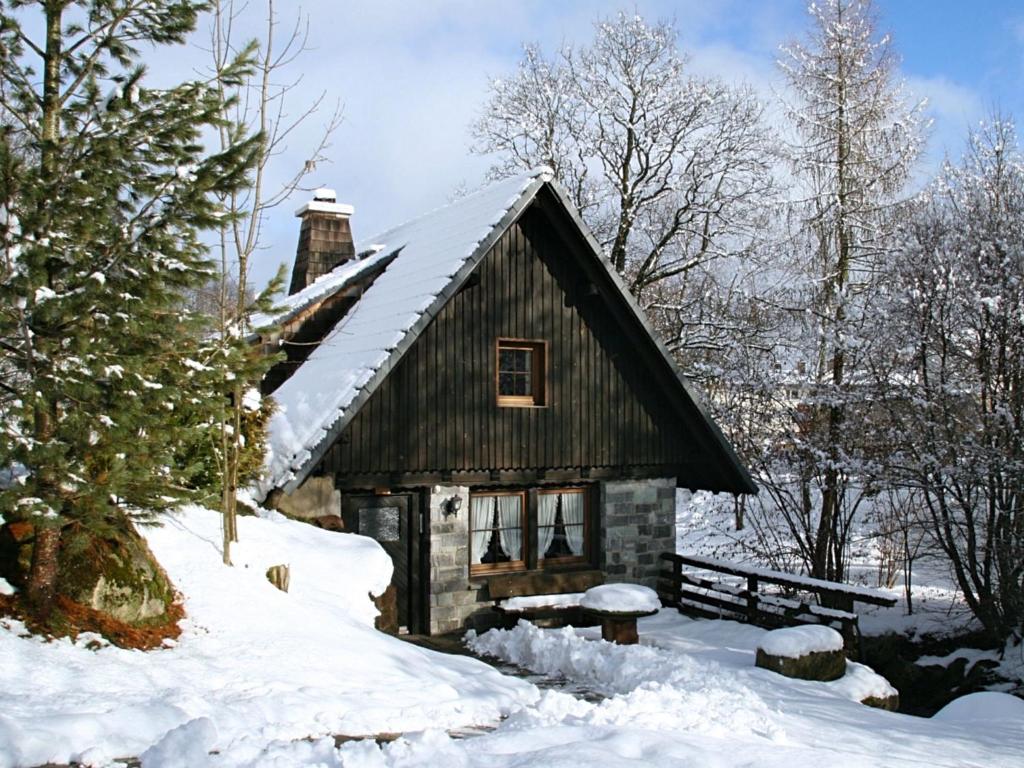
[0, 1, 259, 618]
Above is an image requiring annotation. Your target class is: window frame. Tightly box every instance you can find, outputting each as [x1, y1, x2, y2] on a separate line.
[495, 338, 547, 407]
[537, 487, 590, 567]
[468, 486, 593, 576]
[468, 490, 528, 576]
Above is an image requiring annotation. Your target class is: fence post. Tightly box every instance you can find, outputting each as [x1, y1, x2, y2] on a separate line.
[746, 575, 758, 623]
[672, 557, 682, 607]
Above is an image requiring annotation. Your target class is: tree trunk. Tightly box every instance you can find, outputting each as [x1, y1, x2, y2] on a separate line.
[25, 525, 61, 618]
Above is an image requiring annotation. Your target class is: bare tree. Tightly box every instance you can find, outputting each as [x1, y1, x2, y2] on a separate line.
[473, 12, 774, 302]
[769, 0, 926, 581]
[205, 0, 342, 564]
[883, 118, 1024, 640]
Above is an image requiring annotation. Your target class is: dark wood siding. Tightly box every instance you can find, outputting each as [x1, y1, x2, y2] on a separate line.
[322, 206, 695, 479]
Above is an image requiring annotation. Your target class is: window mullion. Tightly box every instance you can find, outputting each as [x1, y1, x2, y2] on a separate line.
[526, 488, 538, 571]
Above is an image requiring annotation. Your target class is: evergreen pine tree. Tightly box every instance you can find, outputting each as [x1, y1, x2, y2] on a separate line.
[0, 1, 260, 618]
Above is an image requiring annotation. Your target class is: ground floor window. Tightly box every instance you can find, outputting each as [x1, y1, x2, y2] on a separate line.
[469, 492, 526, 571]
[469, 487, 590, 574]
[538, 488, 587, 564]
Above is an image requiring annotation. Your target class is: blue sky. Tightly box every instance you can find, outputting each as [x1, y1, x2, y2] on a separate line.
[150, 0, 1024, 287]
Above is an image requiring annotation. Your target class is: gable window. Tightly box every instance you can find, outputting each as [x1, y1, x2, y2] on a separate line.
[497, 339, 546, 407]
[469, 487, 591, 575]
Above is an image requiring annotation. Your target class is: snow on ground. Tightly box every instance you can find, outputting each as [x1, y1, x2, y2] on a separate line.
[348, 614, 1021, 768]
[0, 506, 535, 768]
[2, 506, 1021, 767]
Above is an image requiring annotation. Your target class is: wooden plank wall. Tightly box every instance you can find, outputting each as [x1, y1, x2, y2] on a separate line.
[321, 206, 694, 477]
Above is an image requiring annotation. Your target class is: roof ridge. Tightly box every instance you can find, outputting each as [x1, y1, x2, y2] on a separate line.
[355, 166, 553, 252]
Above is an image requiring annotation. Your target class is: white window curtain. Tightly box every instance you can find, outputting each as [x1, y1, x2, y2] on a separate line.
[538, 493, 559, 558]
[497, 495, 523, 561]
[470, 496, 494, 564]
[562, 492, 585, 556]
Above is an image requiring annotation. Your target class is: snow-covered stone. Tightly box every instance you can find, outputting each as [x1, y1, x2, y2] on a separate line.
[831, 661, 899, 710]
[933, 690, 1024, 723]
[501, 593, 583, 611]
[756, 625, 846, 681]
[757, 625, 844, 658]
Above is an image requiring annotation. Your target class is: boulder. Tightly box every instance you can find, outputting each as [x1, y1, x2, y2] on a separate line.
[266, 476, 340, 521]
[756, 625, 847, 682]
[0, 520, 176, 626]
[57, 523, 176, 625]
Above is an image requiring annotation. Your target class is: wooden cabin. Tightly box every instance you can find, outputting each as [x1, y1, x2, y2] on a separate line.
[256, 169, 755, 635]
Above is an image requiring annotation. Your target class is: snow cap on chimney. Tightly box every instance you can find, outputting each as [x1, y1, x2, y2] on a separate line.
[295, 187, 353, 218]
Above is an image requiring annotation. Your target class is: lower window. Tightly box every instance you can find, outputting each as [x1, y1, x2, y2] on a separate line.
[469, 487, 590, 574]
[538, 488, 587, 564]
[469, 492, 526, 572]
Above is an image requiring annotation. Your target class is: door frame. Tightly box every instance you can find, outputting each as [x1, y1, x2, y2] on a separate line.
[341, 491, 428, 634]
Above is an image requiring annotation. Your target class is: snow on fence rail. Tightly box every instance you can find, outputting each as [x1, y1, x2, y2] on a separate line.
[656, 553, 897, 659]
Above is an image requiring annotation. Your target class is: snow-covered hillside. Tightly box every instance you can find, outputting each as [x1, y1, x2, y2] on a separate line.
[0, 507, 1021, 767]
[0, 507, 534, 767]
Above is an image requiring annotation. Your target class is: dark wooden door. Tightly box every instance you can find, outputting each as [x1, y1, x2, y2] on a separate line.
[341, 493, 422, 632]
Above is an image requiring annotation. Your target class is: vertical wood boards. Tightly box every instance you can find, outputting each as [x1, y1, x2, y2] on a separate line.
[320, 204, 697, 479]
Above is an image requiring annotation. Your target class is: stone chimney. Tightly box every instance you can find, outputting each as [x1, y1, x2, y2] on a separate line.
[289, 188, 355, 295]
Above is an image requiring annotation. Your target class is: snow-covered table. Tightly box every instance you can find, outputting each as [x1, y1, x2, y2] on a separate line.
[580, 584, 660, 644]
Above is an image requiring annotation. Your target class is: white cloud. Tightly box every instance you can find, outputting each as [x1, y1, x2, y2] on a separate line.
[905, 74, 986, 162]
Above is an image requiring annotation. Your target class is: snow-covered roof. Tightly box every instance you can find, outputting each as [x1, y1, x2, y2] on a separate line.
[262, 168, 553, 494]
[249, 246, 395, 332]
[261, 166, 757, 497]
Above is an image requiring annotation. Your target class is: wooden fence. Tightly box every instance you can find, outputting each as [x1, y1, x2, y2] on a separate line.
[657, 553, 897, 658]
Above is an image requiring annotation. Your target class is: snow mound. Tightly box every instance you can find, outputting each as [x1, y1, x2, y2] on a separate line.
[580, 583, 660, 613]
[933, 691, 1024, 723]
[0, 578, 15, 596]
[139, 717, 217, 768]
[0, 506, 536, 768]
[828, 661, 898, 703]
[468, 620, 781, 741]
[757, 625, 844, 658]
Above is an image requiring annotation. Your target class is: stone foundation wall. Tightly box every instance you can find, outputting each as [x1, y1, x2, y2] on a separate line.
[599, 477, 676, 587]
[265, 475, 339, 520]
[425, 478, 678, 634]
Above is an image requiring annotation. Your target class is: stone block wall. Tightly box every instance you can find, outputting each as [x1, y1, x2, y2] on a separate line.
[599, 477, 676, 587]
[426, 485, 488, 634]
[265, 475, 339, 520]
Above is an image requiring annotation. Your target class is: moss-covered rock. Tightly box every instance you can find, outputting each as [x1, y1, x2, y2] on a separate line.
[0, 520, 176, 626]
[60, 524, 175, 624]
